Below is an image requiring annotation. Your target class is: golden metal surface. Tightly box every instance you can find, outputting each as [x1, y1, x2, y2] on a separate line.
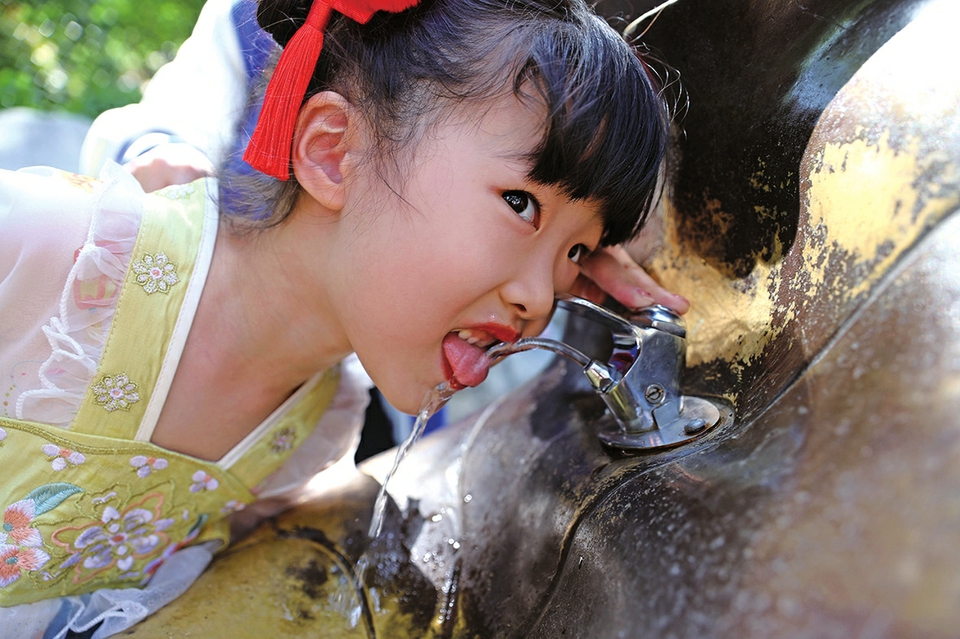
[650, 0, 959, 416]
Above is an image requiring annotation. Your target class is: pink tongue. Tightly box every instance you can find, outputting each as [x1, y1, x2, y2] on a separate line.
[442, 333, 491, 388]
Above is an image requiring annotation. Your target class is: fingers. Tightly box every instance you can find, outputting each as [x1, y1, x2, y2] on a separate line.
[568, 273, 606, 305]
[125, 143, 215, 193]
[578, 245, 690, 314]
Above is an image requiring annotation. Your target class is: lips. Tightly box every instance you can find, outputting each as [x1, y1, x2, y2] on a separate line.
[441, 324, 519, 389]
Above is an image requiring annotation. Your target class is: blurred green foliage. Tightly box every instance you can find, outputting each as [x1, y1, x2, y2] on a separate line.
[0, 0, 206, 117]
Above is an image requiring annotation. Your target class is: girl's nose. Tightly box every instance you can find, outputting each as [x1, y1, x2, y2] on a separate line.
[500, 260, 557, 324]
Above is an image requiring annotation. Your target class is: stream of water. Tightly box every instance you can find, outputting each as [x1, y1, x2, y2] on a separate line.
[367, 382, 457, 539]
[352, 351, 520, 629]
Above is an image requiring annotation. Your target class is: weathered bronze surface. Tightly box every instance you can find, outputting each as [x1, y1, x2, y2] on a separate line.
[128, 0, 960, 636]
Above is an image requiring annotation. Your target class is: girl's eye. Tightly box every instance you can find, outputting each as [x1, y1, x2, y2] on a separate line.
[568, 243, 590, 265]
[502, 190, 539, 226]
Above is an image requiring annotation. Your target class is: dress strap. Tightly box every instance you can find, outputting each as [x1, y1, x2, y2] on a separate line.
[222, 367, 340, 491]
[70, 181, 218, 440]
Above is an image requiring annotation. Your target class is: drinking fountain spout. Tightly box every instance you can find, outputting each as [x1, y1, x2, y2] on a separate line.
[489, 296, 732, 451]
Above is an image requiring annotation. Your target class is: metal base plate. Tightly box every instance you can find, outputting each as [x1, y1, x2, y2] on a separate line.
[596, 396, 733, 452]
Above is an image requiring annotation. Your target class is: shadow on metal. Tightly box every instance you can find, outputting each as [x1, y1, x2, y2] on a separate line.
[127, 0, 960, 636]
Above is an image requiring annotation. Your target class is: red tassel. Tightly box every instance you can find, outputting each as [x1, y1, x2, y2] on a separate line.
[244, 3, 333, 179]
[244, 0, 421, 179]
[329, 0, 420, 22]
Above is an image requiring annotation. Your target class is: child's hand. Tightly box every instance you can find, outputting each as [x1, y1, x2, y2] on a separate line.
[124, 143, 215, 193]
[571, 245, 690, 314]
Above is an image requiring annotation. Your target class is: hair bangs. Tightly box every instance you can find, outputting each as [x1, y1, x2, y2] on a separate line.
[522, 14, 669, 246]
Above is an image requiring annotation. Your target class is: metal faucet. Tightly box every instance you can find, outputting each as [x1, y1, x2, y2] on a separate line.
[489, 296, 730, 452]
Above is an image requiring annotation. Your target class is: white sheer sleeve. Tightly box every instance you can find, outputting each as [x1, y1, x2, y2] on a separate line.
[0, 164, 145, 427]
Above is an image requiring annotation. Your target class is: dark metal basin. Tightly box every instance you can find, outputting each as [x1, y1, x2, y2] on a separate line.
[128, 0, 960, 636]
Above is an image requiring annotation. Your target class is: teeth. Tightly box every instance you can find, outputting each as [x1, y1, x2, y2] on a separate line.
[457, 329, 494, 348]
[458, 330, 481, 345]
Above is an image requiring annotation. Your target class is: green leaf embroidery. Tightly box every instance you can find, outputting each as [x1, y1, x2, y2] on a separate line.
[25, 483, 84, 516]
[188, 513, 209, 537]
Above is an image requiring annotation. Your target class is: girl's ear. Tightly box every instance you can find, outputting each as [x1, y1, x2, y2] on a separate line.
[291, 91, 360, 211]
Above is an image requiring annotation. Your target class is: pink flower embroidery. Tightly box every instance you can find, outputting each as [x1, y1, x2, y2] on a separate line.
[91, 374, 140, 412]
[41, 444, 86, 471]
[0, 544, 50, 588]
[269, 427, 296, 453]
[130, 456, 168, 478]
[221, 500, 246, 515]
[131, 253, 178, 294]
[52, 493, 174, 583]
[190, 471, 218, 493]
[0, 484, 82, 587]
[0, 500, 41, 548]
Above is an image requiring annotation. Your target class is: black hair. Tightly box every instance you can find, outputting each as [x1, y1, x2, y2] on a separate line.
[239, 0, 669, 246]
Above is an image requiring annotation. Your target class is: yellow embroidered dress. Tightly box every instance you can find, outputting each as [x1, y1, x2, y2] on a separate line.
[0, 166, 366, 620]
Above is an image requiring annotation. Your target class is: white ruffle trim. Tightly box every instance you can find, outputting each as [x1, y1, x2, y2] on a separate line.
[16, 164, 146, 427]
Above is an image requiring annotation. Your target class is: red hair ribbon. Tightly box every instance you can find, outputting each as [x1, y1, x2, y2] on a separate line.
[243, 0, 420, 179]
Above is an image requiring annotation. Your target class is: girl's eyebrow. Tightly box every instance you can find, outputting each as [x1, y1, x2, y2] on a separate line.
[494, 149, 537, 173]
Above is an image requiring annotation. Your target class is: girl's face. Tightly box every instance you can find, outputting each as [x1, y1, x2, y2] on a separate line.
[323, 94, 604, 414]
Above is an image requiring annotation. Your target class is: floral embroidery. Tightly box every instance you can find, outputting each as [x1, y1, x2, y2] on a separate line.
[92, 373, 140, 412]
[41, 444, 86, 471]
[1, 484, 83, 588]
[190, 471, 219, 493]
[269, 427, 296, 454]
[131, 252, 179, 294]
[141, 514, 207, 585]
[0, 545, 50, 588]
[92, 492, 117, 506]
[1, 500, 42, 547]
[130, 456, 168, 478]
[0, 427, 6, 445]
[221, 500, 246, 515]
[160, 184, 195, 200]
[52, 493, 174, 583]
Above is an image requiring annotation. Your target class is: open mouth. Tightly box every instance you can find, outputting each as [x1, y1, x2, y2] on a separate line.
[442, 325, 519, 390]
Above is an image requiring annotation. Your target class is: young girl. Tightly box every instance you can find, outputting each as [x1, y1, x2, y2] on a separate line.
[0, 0, 687, 635]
